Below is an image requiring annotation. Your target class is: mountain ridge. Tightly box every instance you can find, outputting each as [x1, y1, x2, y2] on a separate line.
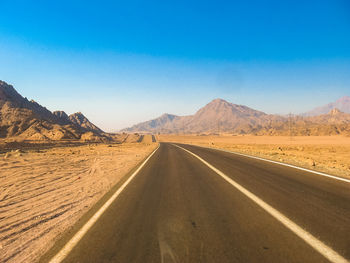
[69, 112, 104, 134]
[122, 98, 282, 134]
[302, 96, 350, 116]
[123, 98, 350, 136]
[0, 80, 106, 140]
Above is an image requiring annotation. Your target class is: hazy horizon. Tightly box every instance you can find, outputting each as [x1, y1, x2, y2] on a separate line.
[1, 0, 349, 131]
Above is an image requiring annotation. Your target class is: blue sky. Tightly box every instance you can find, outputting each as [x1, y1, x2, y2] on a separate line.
[0, 0, 349, 131]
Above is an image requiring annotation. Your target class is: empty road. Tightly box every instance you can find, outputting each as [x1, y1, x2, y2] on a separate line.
[42, 143, 350, 263]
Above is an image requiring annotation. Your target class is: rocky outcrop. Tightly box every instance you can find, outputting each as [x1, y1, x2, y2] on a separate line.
[0, 80, 105, 141]
[69, 112, 104, 134]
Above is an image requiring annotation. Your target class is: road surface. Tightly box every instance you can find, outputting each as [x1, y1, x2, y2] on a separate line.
[137, 135, 144, 143]
[41, 143, 350, 263]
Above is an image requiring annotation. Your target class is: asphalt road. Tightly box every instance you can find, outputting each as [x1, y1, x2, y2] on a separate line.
[42, 143, 350, 263]
[137, 135, 144, 143]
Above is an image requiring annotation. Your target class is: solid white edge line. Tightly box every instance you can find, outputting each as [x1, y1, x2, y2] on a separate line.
[173, 144, 349, 263]
[188, 144, 350, 184]
[48, 144, 160, 263]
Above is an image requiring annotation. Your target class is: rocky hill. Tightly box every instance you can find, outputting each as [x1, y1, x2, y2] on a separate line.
[123, 113, 179, 133]
[254, 108, 350, 136]
[69, 112, 104, 134]
[53, 110, 71, 125]
[0, 80, 106, 141]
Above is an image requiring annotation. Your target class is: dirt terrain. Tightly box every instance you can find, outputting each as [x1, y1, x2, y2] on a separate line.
[0, 140, 157, 263]
[159, 134, 350, 178]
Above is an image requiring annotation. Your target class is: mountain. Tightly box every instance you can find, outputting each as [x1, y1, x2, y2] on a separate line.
[53, 110, 70, 124]
[52, 110, 104, 134]
[123, 113, 179, 133]
[0, 80, 62, 123]
[302, 96, 350, 116]
[123, 99, 284, 134]
[0, 80, 106, 141]
[183, 98, 273, 133]
[69, 112, 104, 134]
[123, 98, 350, 136]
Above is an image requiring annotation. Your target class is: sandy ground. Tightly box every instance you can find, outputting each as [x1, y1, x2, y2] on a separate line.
[158, 135, 350, 178]
[0, 140, 157, 263]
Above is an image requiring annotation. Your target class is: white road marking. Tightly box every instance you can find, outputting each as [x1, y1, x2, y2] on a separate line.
[48, 145, 160, 263]
[173, 144, 349, 263]
[192, 144, 350, 184]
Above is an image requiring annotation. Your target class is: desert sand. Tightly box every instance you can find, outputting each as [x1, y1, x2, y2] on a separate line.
[159, 134, 350, 178]
[0, 138, 157, 263]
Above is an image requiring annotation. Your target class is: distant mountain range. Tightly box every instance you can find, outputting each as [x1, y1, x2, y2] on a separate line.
[302, 96, 350, 116]
[0, 80, 107, 141]
[2, 79, 350, 139]
[123, 97, 350, 136]
[123, 99, 281, 134]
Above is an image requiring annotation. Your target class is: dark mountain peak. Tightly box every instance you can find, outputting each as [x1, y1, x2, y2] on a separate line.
[52, 110, 70, 125]
[69, 112, 88, 126]
[0, 80, 57, 121]
[0, 81, 105, 139]
[0, 80, 25, 105]
[53, 110, 69, 119]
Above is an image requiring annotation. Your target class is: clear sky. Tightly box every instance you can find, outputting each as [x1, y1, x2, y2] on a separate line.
[0, 0, 349, 131]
